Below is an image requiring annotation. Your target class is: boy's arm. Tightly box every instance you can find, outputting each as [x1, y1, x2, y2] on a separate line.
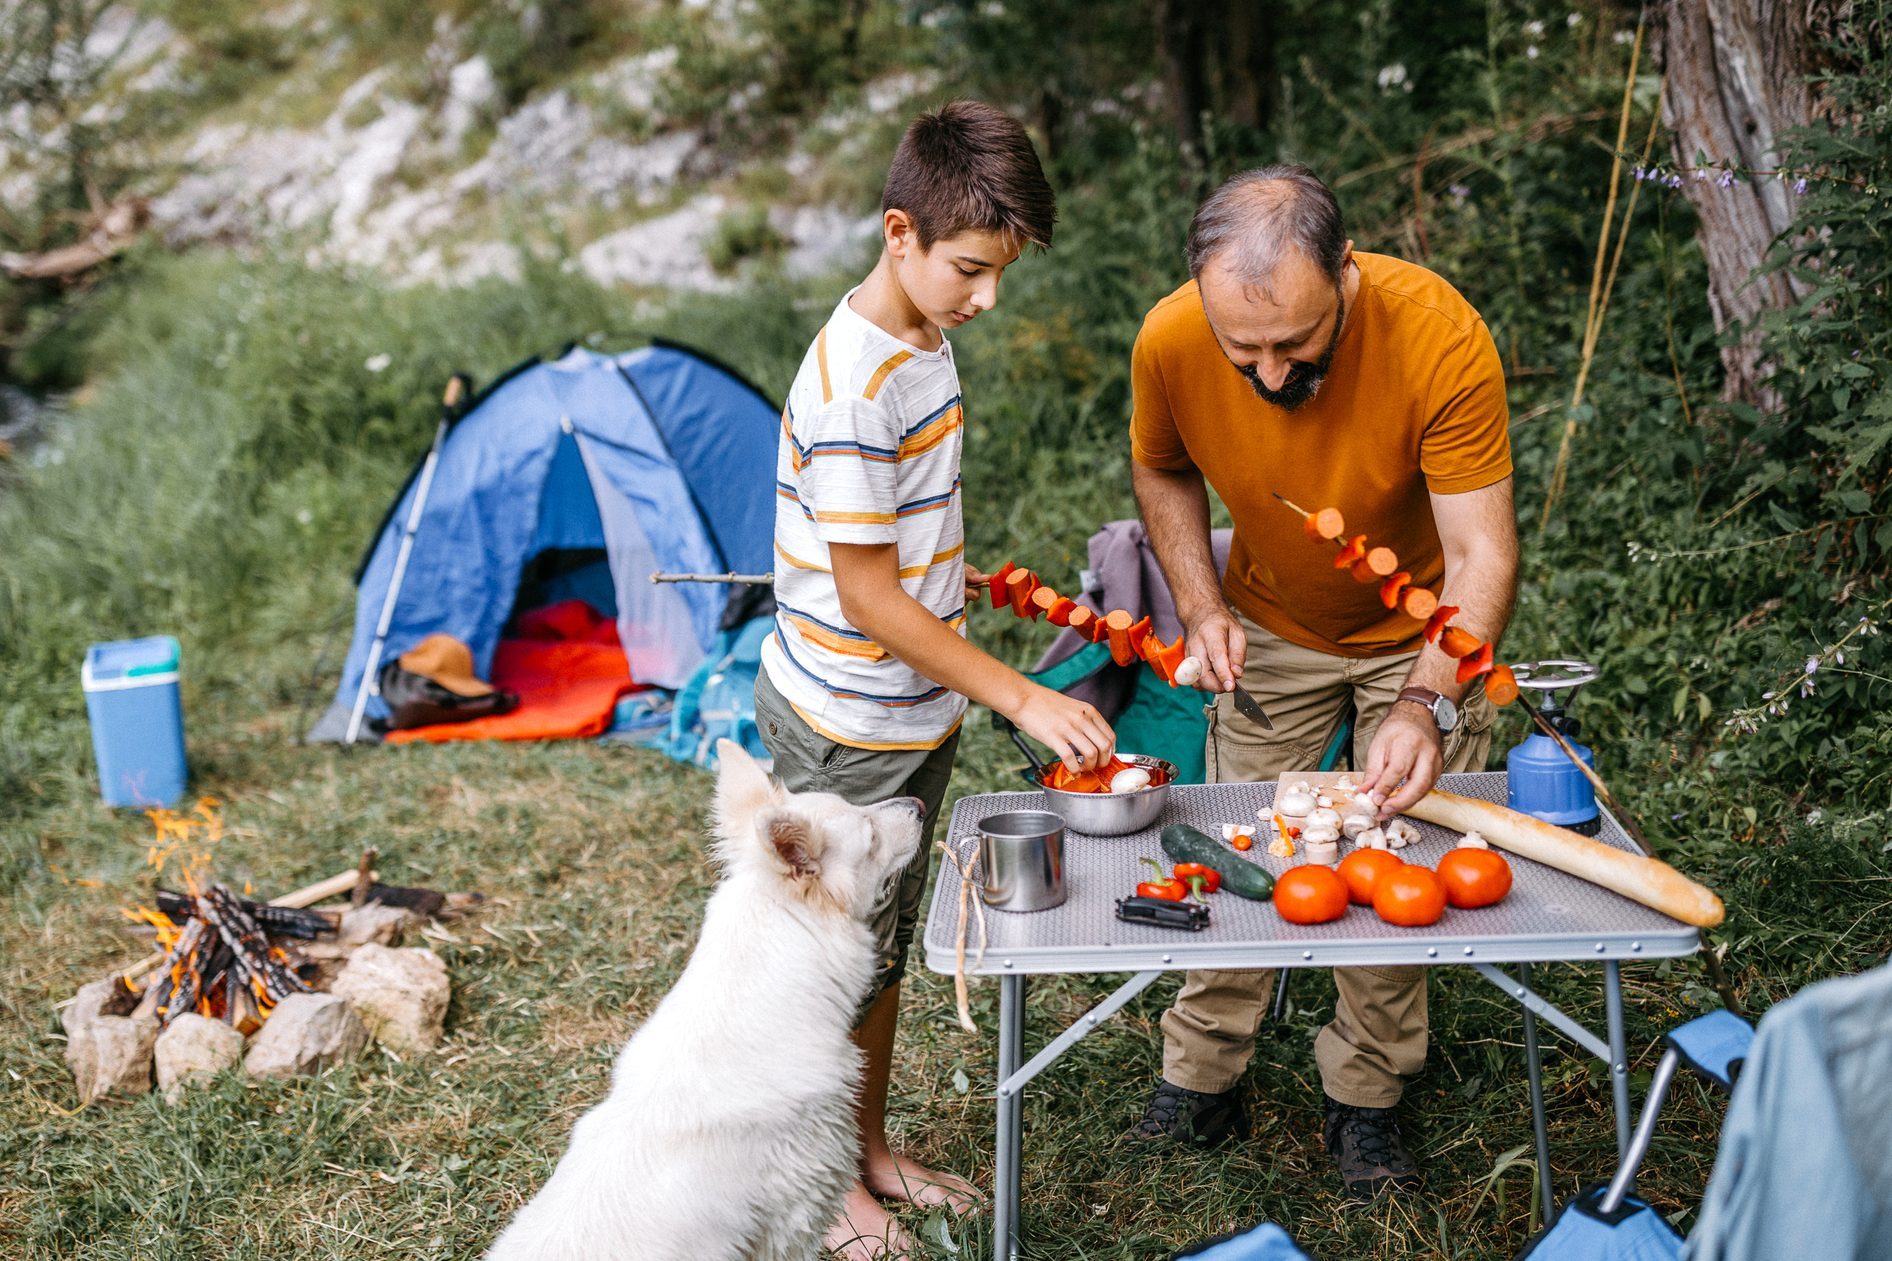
[831, 542, 1116, 772]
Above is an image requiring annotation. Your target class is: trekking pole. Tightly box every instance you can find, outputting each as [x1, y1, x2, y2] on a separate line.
[344, 374, 470, 744]
[649, 571, 774, 585]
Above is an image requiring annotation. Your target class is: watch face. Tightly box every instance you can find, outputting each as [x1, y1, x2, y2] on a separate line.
[1436, 695, 1460, 733]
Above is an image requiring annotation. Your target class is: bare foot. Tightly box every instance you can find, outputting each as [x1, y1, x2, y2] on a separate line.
[862, 1149, 980, 1216]
[824, 1181, 914, 1260]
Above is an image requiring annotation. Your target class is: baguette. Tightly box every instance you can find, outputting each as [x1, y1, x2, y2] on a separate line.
[1404, 790, 1724, 928]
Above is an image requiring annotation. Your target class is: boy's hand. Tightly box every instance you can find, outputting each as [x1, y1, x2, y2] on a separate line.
[1012, 684, 1116, 773]
[963, 561, 991, 606]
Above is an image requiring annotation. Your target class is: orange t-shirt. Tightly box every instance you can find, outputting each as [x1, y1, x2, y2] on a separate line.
[1130, 252, 1511, 657]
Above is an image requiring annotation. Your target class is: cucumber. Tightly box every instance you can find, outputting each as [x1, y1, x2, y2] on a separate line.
[1160, 824, 1276, 900]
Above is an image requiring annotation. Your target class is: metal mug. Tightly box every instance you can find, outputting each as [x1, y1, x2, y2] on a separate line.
[974, 810, 1067, 912]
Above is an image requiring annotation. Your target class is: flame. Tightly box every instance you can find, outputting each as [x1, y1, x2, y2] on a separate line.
[143, 797, 223, 884]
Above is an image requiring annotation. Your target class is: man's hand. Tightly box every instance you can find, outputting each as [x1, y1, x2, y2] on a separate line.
[1358, 703, 1444, 819]
[963, 560, 991, 607]
[1181, 606, 1246, 693]
[1011, 684, 1116, 773]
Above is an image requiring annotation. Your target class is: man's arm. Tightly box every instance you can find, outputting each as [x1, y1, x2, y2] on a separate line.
[1132, 460, 1245, 692]
[829, 543, 1116, 772]
[1359, 476, 1519, 816]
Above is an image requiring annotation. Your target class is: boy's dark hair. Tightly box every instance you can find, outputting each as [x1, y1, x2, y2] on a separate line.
[881, 100, 1056, 251]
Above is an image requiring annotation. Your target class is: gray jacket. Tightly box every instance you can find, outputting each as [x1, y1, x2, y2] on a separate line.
[1684, 960, 1892, 1260]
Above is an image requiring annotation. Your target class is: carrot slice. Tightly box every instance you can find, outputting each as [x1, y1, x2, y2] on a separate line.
[1439, 626, 1483, 660]
[1486, 662, 1520, 706]
[1423, 604, 1461, 644]
[1029, 585, 1061, 623]
[1333, 534, 1368, 569]
[1006, 568, 1038, 617]
[1105, 610, 1137, 667]
[1302, 507, 1346, 542]
[1456, 641, 1495, 684]
[1066, 605, 1095, 637]
[1402, 586, 1439, 622]
[1363, 546, 1398, 577]
[1379, 571, 1412, 609]
[988, 562, 1016, 609]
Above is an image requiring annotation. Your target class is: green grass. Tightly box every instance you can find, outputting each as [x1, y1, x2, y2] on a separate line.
[4, 228, 1889, 1259]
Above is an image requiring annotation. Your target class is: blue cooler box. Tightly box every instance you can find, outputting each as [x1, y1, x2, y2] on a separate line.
[82, 635, 188, 808]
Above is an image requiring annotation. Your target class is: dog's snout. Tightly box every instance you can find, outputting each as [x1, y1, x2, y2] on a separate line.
[889, 796, 926, 821]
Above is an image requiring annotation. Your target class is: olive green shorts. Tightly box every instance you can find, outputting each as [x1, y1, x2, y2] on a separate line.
[753, 670, 960, 1021]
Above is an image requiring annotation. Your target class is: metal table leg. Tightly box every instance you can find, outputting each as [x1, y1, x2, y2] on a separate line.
[1519, 962, 1555, 1225]
[1604, 961, 1631, 1162]
[993, 975, 1025, 1261]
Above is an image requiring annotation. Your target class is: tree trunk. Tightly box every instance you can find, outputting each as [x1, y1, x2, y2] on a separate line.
[1659, 0, 1833, 407]
[1158, 0, 1212, 157]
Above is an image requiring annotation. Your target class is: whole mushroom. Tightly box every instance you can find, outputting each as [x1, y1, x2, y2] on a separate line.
[1109, 766, 1153, 794]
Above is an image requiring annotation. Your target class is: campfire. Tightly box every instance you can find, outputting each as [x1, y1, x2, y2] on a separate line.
[62, 800, 479, 1104]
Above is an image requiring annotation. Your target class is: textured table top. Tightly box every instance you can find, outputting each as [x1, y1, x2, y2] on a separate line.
[923, 772, 1699, 976]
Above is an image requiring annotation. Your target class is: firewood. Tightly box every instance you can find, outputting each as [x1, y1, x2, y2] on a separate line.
[122, 866, 374, 985]
[349, 848, 379, 909]
[155, 889, 338, 939]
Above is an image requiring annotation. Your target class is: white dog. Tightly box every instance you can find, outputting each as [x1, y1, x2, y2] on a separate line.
[486, 740, 925, 1261]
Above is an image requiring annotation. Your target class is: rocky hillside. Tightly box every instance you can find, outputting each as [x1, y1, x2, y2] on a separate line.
[2, 2, 928, 293]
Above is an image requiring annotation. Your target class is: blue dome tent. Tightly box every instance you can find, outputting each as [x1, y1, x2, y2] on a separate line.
[308, 342, 778, 744]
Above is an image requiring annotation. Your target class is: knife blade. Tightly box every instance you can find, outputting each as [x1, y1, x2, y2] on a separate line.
[1231, 683, 1273, 730]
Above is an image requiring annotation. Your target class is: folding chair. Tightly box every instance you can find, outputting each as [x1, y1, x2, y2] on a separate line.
[1516, 1009, 1753, 1259]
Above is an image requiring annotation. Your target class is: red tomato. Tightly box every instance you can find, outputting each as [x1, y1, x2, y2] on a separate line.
[1273, 865, 1351, 925]
[1436, 848, 1513, 908]
[1373, 866, 1447, 927]
[1337, 849, 1405, 906]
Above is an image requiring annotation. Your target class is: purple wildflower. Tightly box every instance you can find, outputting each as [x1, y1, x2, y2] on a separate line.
[1794, 178, 1809, 195]
[1717, 169, 1738, 188]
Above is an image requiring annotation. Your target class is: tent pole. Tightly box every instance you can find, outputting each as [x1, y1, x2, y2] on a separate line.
[344, 376, 467, 743]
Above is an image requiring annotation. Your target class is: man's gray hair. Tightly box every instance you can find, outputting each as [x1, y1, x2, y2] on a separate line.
[1185, 165, 1347, 294]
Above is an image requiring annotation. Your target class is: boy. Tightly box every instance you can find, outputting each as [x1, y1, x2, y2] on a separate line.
[755, 100, 1116, 1258]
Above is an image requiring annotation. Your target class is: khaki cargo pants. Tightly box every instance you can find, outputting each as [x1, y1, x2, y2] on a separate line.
[1160, 613, 1494, 1108]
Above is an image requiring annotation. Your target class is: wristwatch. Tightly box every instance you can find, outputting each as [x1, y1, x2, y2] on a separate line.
[1395, 686, 1459, 734]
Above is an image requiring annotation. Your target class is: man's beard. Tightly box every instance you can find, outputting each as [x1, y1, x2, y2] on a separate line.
[1238, 291, 1345, 411]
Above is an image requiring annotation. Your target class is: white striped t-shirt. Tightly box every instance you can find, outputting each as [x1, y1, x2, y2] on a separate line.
[760, 290, 969, 750]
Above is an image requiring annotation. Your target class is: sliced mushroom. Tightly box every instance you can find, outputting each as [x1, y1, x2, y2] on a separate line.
[1384, 819, 1421, 849]
[1357, 826, 1388, 850]
[1276, 786, 1318, 817]
[1223, 823, 1257, 843]
[1456, 829, 1490, 849]
[1301, 823, 1340, 846]
[1334, 774, 1358, 792]
[1341, 813, 1377, 840]
[1304, 839, 1340, 866]
[1305, 807, 1343, 833]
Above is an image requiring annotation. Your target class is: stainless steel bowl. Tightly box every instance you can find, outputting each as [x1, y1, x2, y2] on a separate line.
[1034, 754, 1176, 836]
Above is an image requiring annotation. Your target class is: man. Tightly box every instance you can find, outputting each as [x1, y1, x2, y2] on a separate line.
[1127, 164, 1518, 1200]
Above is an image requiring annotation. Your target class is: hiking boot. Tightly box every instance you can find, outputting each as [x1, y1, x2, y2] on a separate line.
[1124, 1079, 1248, 1147]
[1324, 1095, 1423, 1200]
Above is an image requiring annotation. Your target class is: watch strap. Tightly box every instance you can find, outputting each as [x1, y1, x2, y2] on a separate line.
[1396, 686, 1448, 732]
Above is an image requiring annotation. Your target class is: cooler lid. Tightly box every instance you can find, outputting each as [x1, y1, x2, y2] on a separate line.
[83, 635, 181, 687]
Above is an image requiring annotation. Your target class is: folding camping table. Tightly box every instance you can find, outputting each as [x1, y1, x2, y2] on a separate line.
[922, 772, 1702, 1261]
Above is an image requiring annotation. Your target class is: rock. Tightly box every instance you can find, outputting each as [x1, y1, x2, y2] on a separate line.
[155, 1013, 245, 1099]
[578, 195, 732, 292]
[774, 204, 880, 279]
[330, 944, 450, 1055]
[63, 978, 158, 1103]
[243, 993, 367, 1078]
[303, 903, 413, 960]
[439, 55, 499, 152]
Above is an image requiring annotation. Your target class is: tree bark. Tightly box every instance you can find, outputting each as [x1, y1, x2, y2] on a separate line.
[1659, 0, 1834, 407]
[1158, 0, 1212, 157]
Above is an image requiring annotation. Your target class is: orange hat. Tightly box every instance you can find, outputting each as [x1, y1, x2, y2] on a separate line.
[396, 634, 494, 698]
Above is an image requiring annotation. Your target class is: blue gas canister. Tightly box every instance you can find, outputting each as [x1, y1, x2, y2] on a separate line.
[1505, 659, 1601, 836]
[81, 635, 188, 808]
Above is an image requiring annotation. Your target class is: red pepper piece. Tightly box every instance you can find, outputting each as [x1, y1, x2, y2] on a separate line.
[1125, 615, 1154, 657]
[1456, 640, 1496, 685]
[1172, 862, 1221, 894]
[1137, 857, 1188, 901]
[988, 561, 1016, 609]
[1045, 595, 1078, 627]
[1333, 534, 1368, 569]
[1438, 626, 1483, 660]
[1146, 635, 1188, 685]
[1379, 571, 1412, 609]
[1423, 604, 1462, 644]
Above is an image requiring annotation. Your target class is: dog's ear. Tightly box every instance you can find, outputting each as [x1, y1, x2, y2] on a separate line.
[757, 808, 824, 883]
[713, 740, 780, 839]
